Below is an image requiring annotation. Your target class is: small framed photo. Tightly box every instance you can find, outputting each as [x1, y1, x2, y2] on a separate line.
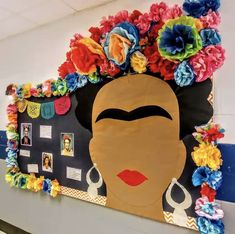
[21, 123, 32, 146]
[42, 152, 53, 173]
[60, 133, 74, 157]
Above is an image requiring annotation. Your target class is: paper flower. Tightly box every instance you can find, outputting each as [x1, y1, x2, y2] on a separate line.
[104, 22, 140, 70]
[193, 123, 225, 143]
[195, 197, 224, 220]
[200, 29, 221, 47]
[50, 179, 61, 197]
[192, 167, 222, 190]
[143, 42, 177, 80]
[34, 176, 44, 192]
[89, 26, 102, 43]
[100, 60, 121, 77]
[70, 38, 105, 75]
[87, 73, 102, 84]
[157, 16, 203, 61]
[190, 45, 225, 82]
[197, 217, 224, 234]
[130, 51, 148, 73]
[27, 174, 37, 191]
[149, 2, 169, 22]
[162, 4, 183, 22]
[58, 52, 77, 79]
[65, 73, 79, 92]
[183, 0, 221, 18]
[77, 74, 88, 88]
[199, 10, 221, 29]
[5, 173, 14, 186]
[18, 174, 28, 189]
[43, 178, 52, 194]
[200, 184, 217, 202]
[174, 61, 195, 86]
[56, 78, 68, 96]
[192, 143, 222, 170]
[42, 80, 52, 97]
[132, 13, 151, 35]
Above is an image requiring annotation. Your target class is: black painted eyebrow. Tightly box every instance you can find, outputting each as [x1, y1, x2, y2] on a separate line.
[95, 105, 172, 122]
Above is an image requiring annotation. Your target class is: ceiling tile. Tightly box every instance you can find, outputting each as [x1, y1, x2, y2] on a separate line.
[0, 7, 13, 21]
[62, 0, 113, 11]
[0, 0, 46, 13]
[0, 15, 36, 40]
[20, 0, 75, 25]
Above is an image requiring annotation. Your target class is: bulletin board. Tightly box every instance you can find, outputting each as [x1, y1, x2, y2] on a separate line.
[5, 1, 226, 233]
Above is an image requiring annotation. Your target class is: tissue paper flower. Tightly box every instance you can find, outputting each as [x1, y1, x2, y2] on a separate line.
[174, 61, 195, 86]
[104, 22, 140, 70]
[192, 143, 222, 170]
[192, 167, 222, 190]
[157, 16, 202, 61]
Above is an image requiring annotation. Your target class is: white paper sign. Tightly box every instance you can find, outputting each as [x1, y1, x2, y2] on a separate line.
[40, 125, 52, 139]
[19, 149, 30, 157]
[27, 164, 39, 173]
[66, 167, 82, 181]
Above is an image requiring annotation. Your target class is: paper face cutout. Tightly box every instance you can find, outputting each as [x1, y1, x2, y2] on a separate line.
[89, 74, 186, 221]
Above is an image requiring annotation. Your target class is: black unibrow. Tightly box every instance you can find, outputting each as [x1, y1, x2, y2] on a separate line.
[95, 105, 172, 122]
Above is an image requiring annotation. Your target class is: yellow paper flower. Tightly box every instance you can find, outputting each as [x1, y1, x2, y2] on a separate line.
[34, 176, 44, 192]
[192, 142, 222, 170]
[22, 83, 32, 98]
[130, 51, 148, 73]
[50, 179, 61, 198]
[5, 173, 13, 186]
[27, 174, 37, 191]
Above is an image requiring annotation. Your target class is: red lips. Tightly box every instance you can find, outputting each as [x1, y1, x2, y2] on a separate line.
[117, 169, 148, 186]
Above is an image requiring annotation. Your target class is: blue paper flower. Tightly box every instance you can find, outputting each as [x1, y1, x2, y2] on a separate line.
[159, 25, 195, 55]
[77, 74, 88, 88]
[205, 0, 221, 12]
[200, 29, 221, 47]
[65, 73, 79, 92]
[104, 22, 140, 70]
[192, 167, 222, 190]
[183, 0, 207, 18]
[197, 217, 224, 234]
[18, 175, 27, 189]
[43, 179, 52, 194]
[183, 0, 221, 18]
[174, 61, 195, 87]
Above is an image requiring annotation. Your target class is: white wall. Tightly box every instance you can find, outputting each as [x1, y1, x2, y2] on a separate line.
[0, 0, 234, 233]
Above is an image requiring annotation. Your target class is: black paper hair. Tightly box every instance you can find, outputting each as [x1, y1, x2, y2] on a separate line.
[75, 75, 213, 139]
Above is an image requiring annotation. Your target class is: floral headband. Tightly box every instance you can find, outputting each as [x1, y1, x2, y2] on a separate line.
[6, 0, 224, 100]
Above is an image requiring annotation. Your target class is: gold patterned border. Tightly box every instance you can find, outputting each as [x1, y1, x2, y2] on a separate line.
[61, 186, 197, 230]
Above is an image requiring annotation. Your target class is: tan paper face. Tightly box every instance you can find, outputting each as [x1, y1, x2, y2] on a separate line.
[89, 74, 186, 219]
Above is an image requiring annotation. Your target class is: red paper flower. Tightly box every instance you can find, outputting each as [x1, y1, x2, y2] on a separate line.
[58, 52, 76, 79]
[129, 10, 143, 23]
[70, 38, 105, 75]
[89, 27, 102, 43]
[100, 60, 120, 77]
[204, 127, 225, 143]
[144, 42, 177, 80]
[200, 184, 217, 202]
[149, 2, 168, 22]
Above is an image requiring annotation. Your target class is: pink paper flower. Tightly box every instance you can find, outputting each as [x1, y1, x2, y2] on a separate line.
[114, 10, 129, 24]
[149, 2, 169, 22]
[162, 4, 183, 22]
[190, 45, 225, 82]
[100, 15, 116, 34]
[133, 13, 151, 35]
[200, 10, 221, 29]
[195, 197, 224, 220]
